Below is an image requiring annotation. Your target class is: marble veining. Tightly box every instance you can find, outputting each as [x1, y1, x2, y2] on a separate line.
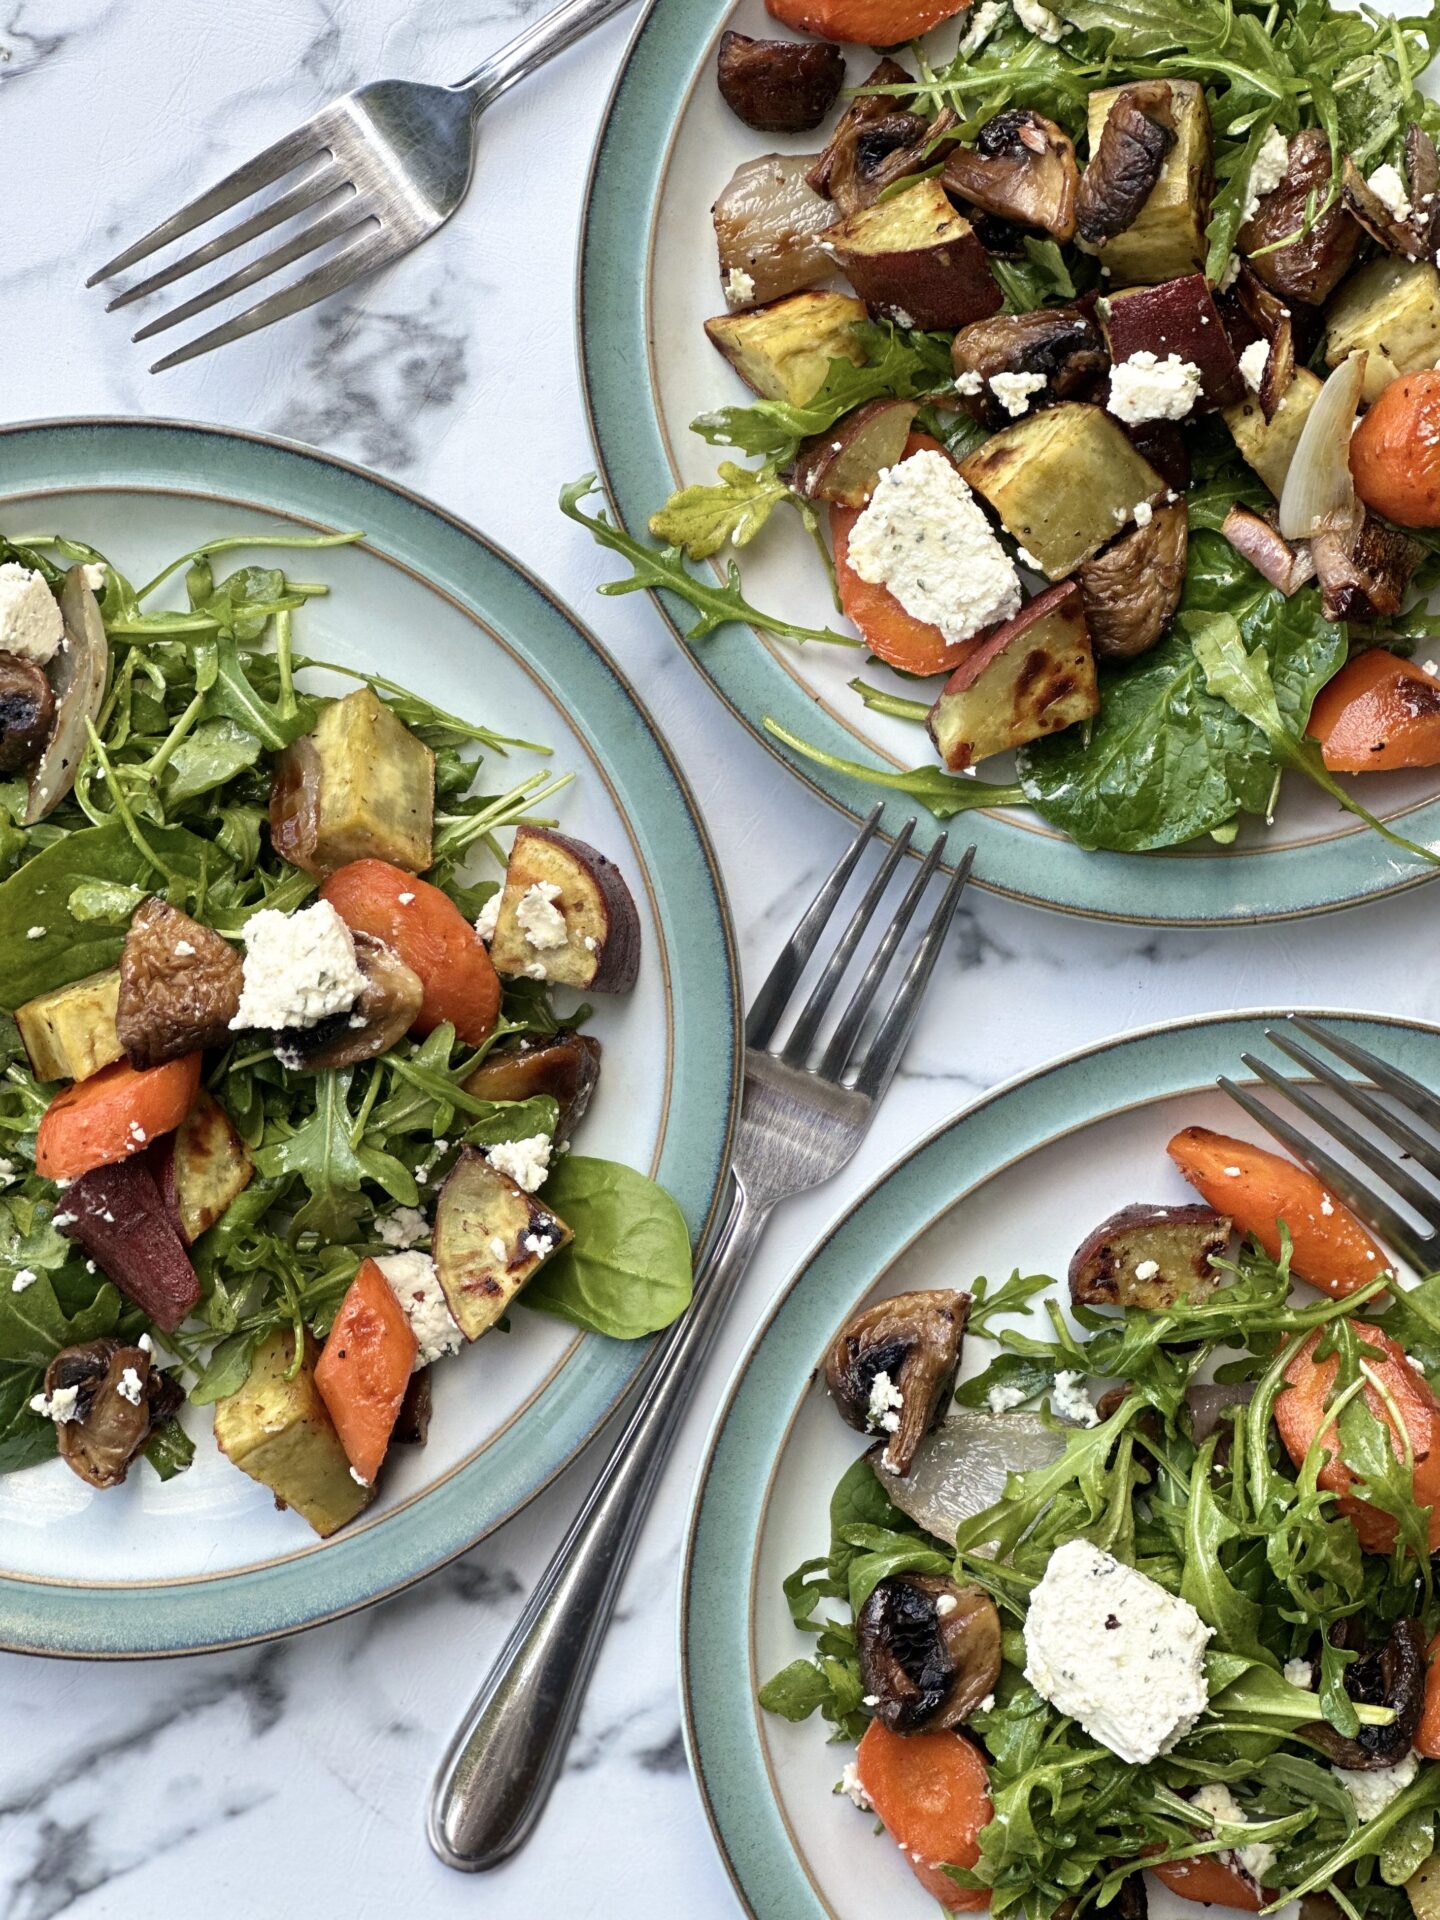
[1, 0, 1437, 1914]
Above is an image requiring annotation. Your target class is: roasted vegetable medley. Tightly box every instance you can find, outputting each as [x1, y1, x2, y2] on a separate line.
[763, 1117, 1440, 1917]
[0, 531, 692, 1535]
[570, 0, 1440, 859]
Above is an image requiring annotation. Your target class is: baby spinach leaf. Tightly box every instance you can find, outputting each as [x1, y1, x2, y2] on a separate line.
[757, 1659, 833, 1722]
[520, 1155, 692, 1340]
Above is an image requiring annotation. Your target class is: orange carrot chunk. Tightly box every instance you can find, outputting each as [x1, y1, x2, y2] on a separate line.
[1167, 1125, 1390, 1298]
[35, 1053, 202, 1183]
[1149, 1854, 1262, 1912]
[1306, 650, 1440, 774]
[321, 859, 500, 1045]
[766, 0, 969, 40]
[1274, 1324, 1440, 1553]
[854, 1721, 991, 1911]
[315, 1258, 418, 1487]
[1350, 370, 1440, 527]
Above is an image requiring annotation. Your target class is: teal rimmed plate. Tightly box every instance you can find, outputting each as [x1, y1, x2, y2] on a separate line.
[0, 417, 740, 1659]
[682, 1010, 1440, 1920]
[579, 0, 1440, 926]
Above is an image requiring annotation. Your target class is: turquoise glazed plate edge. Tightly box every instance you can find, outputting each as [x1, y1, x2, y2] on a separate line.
[577, 0, 1440, 928]
[680, 1009, 1440, 1920]
[0, 416, 741, 1659]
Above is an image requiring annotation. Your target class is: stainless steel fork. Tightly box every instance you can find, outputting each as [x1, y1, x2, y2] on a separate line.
[427, 807, 975, 1871]
[1220, 1015, 1440, 1273]
[87, 0, 638, 372]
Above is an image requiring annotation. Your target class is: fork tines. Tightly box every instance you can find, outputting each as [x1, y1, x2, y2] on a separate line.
[747, 806, 975, 1105]
[1219, 1016, 1440, 1273]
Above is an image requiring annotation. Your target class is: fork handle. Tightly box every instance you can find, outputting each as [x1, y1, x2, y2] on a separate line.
[451, 0, 640, 110]
[427, 1175, 768, 1871]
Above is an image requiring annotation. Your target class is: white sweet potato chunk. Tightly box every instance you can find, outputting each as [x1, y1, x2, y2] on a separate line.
[488, 827, 641, 993]
[1068, 1203, 1232, 1309]
[821, 178, 1002, 332]
[928, 582, 1098, 772]
[704, 291, 868, 405]
[433, 1147, 571, 1342]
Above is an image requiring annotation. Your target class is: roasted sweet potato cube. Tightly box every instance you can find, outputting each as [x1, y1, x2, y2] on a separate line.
[1324, 258, 1440, 402]
[269, 688, 435, 878]
[214, 1330, 373, 1537]
[433, 1147, 572, 1342]
[116, 899, 243, 1070]
[1069, 1203, 1231, 1309]
[154, 1089, 253, 1244]
[488, 827, 641, 993]
[928, 582, 1099, 771]
[821, 178, 1002, 332]
[793, 398, 918, 506]
[1085, 79, 1211, 283]
[1103, 275, 1243, 410]
[959, 402, 1167, 578]
[461, 1033, 602, 1143]
[705, 291, 868, 405]
[16, 969, 122, 1083]
[1223, 368, 1322, 498]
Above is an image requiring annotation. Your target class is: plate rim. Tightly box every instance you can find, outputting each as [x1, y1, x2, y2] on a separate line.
[678, 1005, 1440, 1920]
[576, 0, 1440, 928]
[0, 413, 743, 1659]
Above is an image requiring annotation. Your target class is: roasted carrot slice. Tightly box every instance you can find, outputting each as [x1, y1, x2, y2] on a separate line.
[321, 859, 501, 1046]
[315, 1258, 418, 1487]
[1149, 1854, 1262, 1912]
[1306, 650, 1440, 773]
[35, 1053, 202, 1183]
[1274, 1324, 1440, 1553]
[1167, 1126, 1390, 1298]
[854, 1722, 991, 1910]
[1350, 370, 1440, 527]
[831, 434, 975, 678]
[766, 0, 969, 40]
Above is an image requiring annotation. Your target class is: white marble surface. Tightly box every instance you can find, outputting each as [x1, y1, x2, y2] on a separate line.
[1, 3, 1439, 1916]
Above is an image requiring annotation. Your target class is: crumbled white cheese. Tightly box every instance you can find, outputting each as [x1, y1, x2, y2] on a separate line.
[1367, 161, 1412, 222]
[0, 563, 64, 665]
[486, 1134, 552, 1194]
[1133, 1258, 1160, 1281]
[11, 1268, 36, 1293]
[138, 1334, 153, 1356]
[1012, 0, 1064, 40]
[231, 900, 365, 1033]
[838, 1760, 872, 1810]
[1283, 1656, 1313, 1689]
[80, 563, 107, 594]
[1023, 1539, 1212, 1764]
[725, 266, 757, 306]
[954, 369, 984, 396]
[26, 926, 44, 940]
[1334, 1751, 1419, 1822]
[474, 892, 501, 943]
[1132, 501, 1154, 529]
[1239, 339, 1271, 393]
[935, 1593, 959, 1617]
[989, 370, 1048, 416]
[958, 0, 1007, 52]
[516, 882, 568, 952]
[1241, 127, 1291, 225]
[0, 1159, 16, 1187]
[1107, 352, 1204, 426]
[1219, 252, 1242, 292]
[987, 1380, 1028, 1414]
[397, 891, 415, 906]
[890, 308, 915, 331]
[377, 1206, 430, 1250]
[116, 1366, 145, 1406]
[866, 1370, 904, 1434]
[846, 450, 1021, 646]
[1015, 545, 1044, 571]
[977, 1692, 996, 1712]
[30, 1384, 80, 1424]
[375, 1250, 462, 1369]
[1190, 1781, 1275, 1888]
[1052, 1369, 1098, 1426]
[350, 1466, 370, 1486]
[489, 1236, 507, 1261]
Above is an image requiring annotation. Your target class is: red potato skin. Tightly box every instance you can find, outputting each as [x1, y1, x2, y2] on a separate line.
[1102, 276, 1244, 411]
[56, 1158, 201, 1331]
[517, 828, 643, 994]
[829, 224, 1002, 334]
[1306, 650, 1440, 773]
[1351, 371, 1440, 526]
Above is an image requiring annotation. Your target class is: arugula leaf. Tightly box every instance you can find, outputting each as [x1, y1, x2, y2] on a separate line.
[647, 462, 794, 562]
[763, 720, 1025, 817]
[991, 238, 1079, 313]
[520, 1155, 693, 1340]
[144, 1418, 196, 1481]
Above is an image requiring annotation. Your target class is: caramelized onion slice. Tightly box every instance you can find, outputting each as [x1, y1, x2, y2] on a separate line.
[1278, 352, 1366, 541]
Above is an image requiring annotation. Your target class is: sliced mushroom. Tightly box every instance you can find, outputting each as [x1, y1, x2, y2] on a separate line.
[1312, 505, 1425, 624]
[857, 1575, 1002, 1732]
[824, 1289, 968, 1477]
[716, 32, 845, 134]
[44, 1339, 182, 1490]
[392, 1367, 433, 1447]
[0, 651, 55, 774]
[1223, 265, 1297, 420]
[1075, 82, 1176, 246]
[1300, 1618, 1427, 1768]
[1079, 501, 1188, 662]
[806, 59, 948, 218]
[1239, 129, 1362, 307]
[1221, 506, 1316, 596]
[712, 151, 839, 307]
[275, 931, 423, 1072]
[1408, 125, 1440, 257]
[117, 897, 244, 1069]
[1340, 133, 1440, 262]
[951, 306, 1109, 428]
[943, 108, 1079, 240]
[25, 566, 108, 827]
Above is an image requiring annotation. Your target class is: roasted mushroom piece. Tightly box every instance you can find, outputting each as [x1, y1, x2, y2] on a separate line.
[1239, 129, 1362, 307]
[1340, 131, 1440, 262]
[1312, 506, 1425, 624]
[951, 307, 1109, 429]
[117, 897, 244, 1069]
[1078, 501, 1188, 662]
[276, 931, 423, 1072]
[1222, 265, 1297, 420]
[825, 1289, 968, 1476]
[0, 651, 55, 773]
[943, 109, 1080, 241]
[1123, 420, 1191, 495]
[1075, 82, 1176, 246]
[716, 31, 845, 135]
[806, 60, 956, 218]
[41, 1339, 183, 1490]
[1300, 1618, 1427, 1768]
[392, 1367, 433, 1447]
[857, 1575, 1002, 1732]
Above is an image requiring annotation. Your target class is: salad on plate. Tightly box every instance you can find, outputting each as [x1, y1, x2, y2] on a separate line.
[572, 0, 1440, 861]
[762, 1117, 1440, 1916]
[0, 529, 691, 1537]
